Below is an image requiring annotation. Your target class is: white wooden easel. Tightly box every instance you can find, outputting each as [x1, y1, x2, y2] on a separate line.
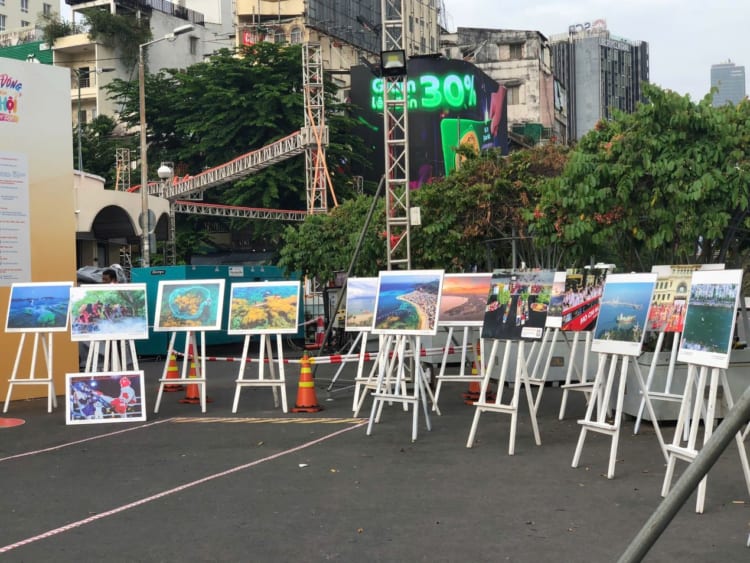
[558, 331, 595, 419]
[661, 363, 750, 513]
[154, 331, 208, 413]
[633, 332, 693, 438]
[326, 329, 372, 395]
[352, 332, 385, 415]
[3, 332, 57, 413]
[466, 339, 541, 454]
[84, 339, 139, 372]
[232, 333, 288, 413]
[366, 334, 433, 442]
[572, 352, 666, 478]
[526, 326, 562, 412]
[432, 325, 482, 410]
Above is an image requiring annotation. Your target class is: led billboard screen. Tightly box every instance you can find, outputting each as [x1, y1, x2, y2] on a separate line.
[350, 57, 508, 186]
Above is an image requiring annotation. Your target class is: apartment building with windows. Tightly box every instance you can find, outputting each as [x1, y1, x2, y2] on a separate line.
[0, 0, 54, 35]
[550, 21, 648, 141]
[441, 27, 567, 146]
[235, 0, 441, 97]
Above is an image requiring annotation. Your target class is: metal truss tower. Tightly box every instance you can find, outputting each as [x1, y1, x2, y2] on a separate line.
[381, 0, 411, 269]
[303, 42, 331, 214]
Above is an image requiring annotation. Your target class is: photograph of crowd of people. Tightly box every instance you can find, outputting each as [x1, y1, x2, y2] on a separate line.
[559, 267, 609, 331]
[69, 284, 148, 341]
[65, 371, 146, 424]
[481, 270, 554, 341]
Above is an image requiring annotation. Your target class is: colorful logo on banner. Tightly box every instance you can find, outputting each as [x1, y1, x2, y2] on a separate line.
[0, 73, 22, 123]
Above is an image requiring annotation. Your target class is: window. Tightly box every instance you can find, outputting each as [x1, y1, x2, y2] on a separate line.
[20, 0, 28, 13]
[21, 20, 29, 27]
[290, 26, 302, 44]
[507, 85, 521, 105]
[274, 28, 286, 44]
[189, 36, 198, 55]
[0, 0, 5, 7]
[509, 43, 523, 60]
[0, 15, 6, 32]
[42, 2, 51, 14]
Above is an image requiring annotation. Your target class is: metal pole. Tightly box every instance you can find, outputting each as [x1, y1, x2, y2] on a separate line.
[76, 71, 83, 173]
[138, 43, 150, 267]
[618, 384, 750, 562]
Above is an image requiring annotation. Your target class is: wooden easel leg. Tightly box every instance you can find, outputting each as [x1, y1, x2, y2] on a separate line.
[572, 353, 607, 469]
[719, 370, 750, 497]
[276, 334, 288, 413]
[232, 334, 251, 413]
[558, 331, 580, 420]
[154, 332, 178, 414]
[466, 339, 499, 448]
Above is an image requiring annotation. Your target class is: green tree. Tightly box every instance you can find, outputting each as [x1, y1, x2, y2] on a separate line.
[279, 143, 570, 279]
[75, 115, 136, 187]
[531, 84, 750, 270]
[104, 43, 371, 254]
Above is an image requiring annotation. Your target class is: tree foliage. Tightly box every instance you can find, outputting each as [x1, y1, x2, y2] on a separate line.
[103, 43, 371, 260]
[75, 115, 136, 188]
[279, 143, 570, 280]
[531, 84, 750, 270]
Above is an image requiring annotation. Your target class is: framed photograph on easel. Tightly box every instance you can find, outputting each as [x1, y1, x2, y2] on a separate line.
[154, 279, 225, 332]
[227, 281, 301, 335]
[592, 273, 657, 356]
[65, 371, 146, 425]
[344, 277, 378, 332]
[69, 284, 148, 342]
[5, 282, 72, 332]
[678, 269, 743, 369]
[372, 270, 444, 336]
[438, 273, 492, 327]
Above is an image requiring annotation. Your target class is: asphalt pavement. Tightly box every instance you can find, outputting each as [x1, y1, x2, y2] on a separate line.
[0, 344, 748, 562]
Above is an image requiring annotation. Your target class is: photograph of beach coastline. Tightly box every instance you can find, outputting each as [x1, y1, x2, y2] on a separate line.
[678, 269, 743, 369]
[5, 282, 73, 332]
[438, 273, 492, 326]
[228, 281, 300, 335]
[372, 270, 444, 335]
[345, 277, 378, 332]
[592, 273, 657, 356]
[481, 270, 555, 341]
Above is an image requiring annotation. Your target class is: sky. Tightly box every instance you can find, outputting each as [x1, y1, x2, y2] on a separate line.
[441, 0, 748, 102]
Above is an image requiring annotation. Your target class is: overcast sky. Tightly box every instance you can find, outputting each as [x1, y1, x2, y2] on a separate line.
[441, 0, 748, 102]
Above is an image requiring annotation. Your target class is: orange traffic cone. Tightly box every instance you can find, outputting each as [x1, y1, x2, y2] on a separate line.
[163, 353, 184, 392]
[463, 341, 495, 404]
[179, 346, 213, 405]
[291, 354, 322, 413]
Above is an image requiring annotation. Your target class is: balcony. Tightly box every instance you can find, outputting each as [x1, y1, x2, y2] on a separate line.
[65, 0, 205, 26]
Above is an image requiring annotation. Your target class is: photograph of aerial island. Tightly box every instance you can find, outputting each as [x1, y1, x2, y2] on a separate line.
[345, 277, 378, 332]
[481, 270, 555, 341]
[227, 281, 300, 335]
[154, 279, 225, 332]
[438, 273, 492, 326]
[5, 282, 73, 332]
[592, 273, 657, 356]
[678, 269, 743, 369]
[372, 270, 444, 335]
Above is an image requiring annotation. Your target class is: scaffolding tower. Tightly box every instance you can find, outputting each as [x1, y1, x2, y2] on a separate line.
[382, 0, 411, 270]
[115, 148, 131, 192]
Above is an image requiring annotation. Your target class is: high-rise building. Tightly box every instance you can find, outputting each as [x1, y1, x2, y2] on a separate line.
[550, 20, 649, 141]
[710, 61, 746, 107]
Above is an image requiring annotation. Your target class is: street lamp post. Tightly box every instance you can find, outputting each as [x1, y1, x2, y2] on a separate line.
[139, 24, 194, 267]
